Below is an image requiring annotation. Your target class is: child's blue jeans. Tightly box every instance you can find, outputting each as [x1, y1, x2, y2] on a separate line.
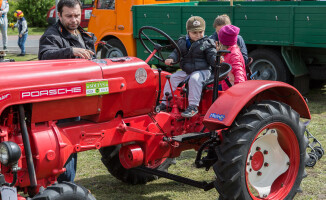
[18, 33, 28, 54]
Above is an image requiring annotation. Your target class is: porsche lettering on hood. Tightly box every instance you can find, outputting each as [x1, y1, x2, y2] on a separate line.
[21, 86, 82, 99]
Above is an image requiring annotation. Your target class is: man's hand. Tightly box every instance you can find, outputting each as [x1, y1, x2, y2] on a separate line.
[72, 47, 94, 59]
[19, 34, 22, 38]
[165, 59, 174, 66]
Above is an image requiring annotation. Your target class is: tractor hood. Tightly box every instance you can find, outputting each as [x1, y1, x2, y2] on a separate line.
[0, 57, 157, 122]
[0, 59, 103, 90]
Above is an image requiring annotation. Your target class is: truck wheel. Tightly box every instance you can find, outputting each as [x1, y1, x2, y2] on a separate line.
[32, 182, 96, 200]
[101, 38, 127, 58]
[249, 49, 290, 82]
[214, 100, 308, 200]
[99, 145, 175, 184]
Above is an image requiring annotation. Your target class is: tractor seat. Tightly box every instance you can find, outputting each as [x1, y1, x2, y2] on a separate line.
[177, 62, 232, 88]
[203, 62, 232, 89]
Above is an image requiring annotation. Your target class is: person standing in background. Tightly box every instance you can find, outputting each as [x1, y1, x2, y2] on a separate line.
[0, 0, 9, 50]
[11, 10, 28, 56]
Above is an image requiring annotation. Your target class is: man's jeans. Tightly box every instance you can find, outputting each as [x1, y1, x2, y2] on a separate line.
[57, 153, 77, 182]
[18, 33, 28, 54]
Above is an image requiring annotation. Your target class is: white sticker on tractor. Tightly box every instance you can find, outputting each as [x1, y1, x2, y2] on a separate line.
[86, 80, 109, 96]
[135, 68, 147, 84]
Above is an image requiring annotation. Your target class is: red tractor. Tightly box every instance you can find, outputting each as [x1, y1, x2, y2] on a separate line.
[0, 27, 321, 200]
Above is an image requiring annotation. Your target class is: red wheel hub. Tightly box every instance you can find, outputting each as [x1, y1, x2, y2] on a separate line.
[119, 144, 144, 169]
[251, 151, 264, 171]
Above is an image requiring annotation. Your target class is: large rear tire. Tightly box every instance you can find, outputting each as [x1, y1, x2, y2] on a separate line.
[32, 182, 96, 200]
[214, 100, 308, 200]
[99, 145, 175, 184]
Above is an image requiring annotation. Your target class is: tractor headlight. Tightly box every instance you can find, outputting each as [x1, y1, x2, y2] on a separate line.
[0, 142, 21, 166]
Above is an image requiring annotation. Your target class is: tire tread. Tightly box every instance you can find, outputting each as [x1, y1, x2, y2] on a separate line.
[214, 100, 308, 200]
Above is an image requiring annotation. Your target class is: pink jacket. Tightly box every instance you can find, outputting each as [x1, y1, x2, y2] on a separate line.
[221, 45, 247, 90]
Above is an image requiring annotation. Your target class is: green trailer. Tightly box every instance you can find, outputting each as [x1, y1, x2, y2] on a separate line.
[132, 1, 326, 93]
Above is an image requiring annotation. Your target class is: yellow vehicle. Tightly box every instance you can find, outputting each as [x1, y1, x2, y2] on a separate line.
[88, 0, 188, 58]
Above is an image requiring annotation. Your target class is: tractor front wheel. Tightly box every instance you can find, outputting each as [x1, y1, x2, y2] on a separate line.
[32, 182, 95, 200]
[214, 100, 308, 200]
[99, 145, 175, 184]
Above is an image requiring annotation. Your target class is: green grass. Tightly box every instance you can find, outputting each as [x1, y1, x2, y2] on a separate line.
[7, 27, 46, 36]
[5, 53, 38, 61]
[75, 85, 326, 200]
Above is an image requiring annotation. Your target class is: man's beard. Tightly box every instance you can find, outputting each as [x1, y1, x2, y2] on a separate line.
[66, 24, 79, 31]
[61, 20, 79, 31]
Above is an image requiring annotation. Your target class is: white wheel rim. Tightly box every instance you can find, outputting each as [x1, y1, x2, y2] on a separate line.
[246, 129, 290, 198]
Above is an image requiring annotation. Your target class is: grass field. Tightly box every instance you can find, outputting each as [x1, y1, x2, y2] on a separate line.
[75, 85, 326, 200]
[4, 53, 38, 61]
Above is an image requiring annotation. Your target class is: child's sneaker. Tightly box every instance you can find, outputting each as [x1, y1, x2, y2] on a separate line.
[181, 105, 198, 118]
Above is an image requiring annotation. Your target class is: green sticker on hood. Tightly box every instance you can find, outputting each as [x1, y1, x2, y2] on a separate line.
[86, 80, 109, 96]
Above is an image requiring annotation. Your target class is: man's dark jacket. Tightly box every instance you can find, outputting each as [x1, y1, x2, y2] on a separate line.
[169, 36, 217, 74]
[38, 21, 96, 60]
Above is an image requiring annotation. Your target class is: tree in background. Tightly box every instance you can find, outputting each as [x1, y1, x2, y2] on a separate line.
[15, 0, 55, 27]
[8, 1, 18, 23]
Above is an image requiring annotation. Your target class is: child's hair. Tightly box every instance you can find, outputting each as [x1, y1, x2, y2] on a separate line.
[217, 43, 229, 51]
[186, 16, 206, 32]
[213, 14, 231, 28]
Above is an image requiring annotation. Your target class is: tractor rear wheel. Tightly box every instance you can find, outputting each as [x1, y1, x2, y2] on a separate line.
[32, 182, 95, 200]
[99, 145, 175, 184]
[214, 100, 308, 200]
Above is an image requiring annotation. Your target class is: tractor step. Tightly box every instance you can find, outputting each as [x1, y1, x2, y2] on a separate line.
[171, 132, 211, 142]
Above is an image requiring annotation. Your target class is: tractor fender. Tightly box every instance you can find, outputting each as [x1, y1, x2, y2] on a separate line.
[203, 80, 311, 131]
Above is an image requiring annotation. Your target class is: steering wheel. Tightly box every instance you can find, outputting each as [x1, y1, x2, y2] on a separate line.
[138, 26, 181, 65]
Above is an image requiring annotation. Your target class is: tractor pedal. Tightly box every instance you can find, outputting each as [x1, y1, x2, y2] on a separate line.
[171, 132, 211, 142]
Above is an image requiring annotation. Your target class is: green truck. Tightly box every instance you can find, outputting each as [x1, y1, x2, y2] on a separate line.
[132, 1, 326, 93]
